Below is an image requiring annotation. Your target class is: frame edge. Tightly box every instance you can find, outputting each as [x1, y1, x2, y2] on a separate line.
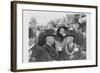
[10, 1, 98, 72]
[11, 1, 17, 72]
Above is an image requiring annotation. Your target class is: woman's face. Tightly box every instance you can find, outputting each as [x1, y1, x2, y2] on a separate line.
[59, 28, 65, 36]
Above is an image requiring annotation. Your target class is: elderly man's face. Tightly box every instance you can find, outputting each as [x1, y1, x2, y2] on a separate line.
[46, 36, 55, 45]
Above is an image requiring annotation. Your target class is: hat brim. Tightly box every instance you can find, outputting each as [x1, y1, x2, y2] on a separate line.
[64, 34, 75, 39]
[45, 35, 56, 38]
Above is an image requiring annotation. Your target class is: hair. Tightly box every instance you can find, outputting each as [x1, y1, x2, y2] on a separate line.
[56, 26, 68, 42]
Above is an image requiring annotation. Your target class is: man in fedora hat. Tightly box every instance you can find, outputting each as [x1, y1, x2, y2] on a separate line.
[29, 29, 59, 62]
[29, 29, 52, 62]
[42, 29, 59, 61]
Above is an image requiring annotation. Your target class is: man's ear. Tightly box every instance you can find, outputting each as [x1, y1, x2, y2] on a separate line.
[45, 37, 48, 41]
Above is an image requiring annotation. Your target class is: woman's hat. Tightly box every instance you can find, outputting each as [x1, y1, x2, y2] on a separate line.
[64, 30, 75, 39]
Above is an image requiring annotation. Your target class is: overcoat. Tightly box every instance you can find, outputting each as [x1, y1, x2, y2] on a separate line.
[29, 44, 52, 62]
[61, 43, 86, 60]
[42, 44, 59, 61]
[29, 44, 59, 62]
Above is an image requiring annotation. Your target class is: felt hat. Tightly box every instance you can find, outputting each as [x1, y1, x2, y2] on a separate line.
[38, 29, 55, 46]
[44, 29, 56, 38]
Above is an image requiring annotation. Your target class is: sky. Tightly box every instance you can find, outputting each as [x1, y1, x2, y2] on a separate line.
[23, 10, 77, 26]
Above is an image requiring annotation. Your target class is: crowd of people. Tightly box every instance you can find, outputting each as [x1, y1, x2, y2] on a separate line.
[28, 14, 86, 62]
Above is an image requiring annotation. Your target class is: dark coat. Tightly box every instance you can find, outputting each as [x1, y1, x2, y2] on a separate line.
[61, 43, 86, 60]
[42, 44, 59, 61]
[29, 44, 52, 62]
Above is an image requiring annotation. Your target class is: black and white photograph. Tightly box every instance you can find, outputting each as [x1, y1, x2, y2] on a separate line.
[27, 11, 87, 62]
[11, 1, 97, 72]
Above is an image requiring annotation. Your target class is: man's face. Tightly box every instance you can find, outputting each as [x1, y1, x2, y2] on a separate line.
[29, 37, 35, 46]
[46, 36, 55, 45]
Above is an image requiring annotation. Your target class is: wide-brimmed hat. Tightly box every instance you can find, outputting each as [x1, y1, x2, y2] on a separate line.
[64, 34, 75, 39]
[44, 29, 56, 38]
[38, 29, 55, 39]
[64, 30, 75, 39]
[37, 29, 55, 46]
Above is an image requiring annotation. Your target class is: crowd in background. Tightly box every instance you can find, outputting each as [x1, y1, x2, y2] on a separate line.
[29, 13, 86, 62]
